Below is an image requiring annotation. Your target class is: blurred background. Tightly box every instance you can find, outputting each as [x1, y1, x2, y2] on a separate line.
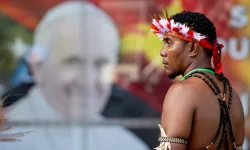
[0, 0, 249, 149]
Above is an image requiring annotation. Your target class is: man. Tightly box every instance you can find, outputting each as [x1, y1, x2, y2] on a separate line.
[1, 1, 148, 150]
[151, 11, 245, 149]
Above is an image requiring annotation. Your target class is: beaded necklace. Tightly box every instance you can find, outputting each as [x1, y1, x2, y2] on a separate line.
[181, 68, 215, 81]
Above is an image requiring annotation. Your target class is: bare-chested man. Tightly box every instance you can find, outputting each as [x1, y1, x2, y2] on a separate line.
[151, 11, 245, 150]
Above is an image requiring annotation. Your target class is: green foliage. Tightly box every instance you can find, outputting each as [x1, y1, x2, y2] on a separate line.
[0, 12, 33, 81]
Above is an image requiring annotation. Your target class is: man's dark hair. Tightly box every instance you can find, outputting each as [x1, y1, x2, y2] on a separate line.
[170, 11, 217, 58]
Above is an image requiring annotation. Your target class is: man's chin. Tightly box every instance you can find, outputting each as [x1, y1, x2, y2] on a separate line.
[63, 111, 96, 121]
[165, 70, 179, 80]
[167, 74, 177, 80]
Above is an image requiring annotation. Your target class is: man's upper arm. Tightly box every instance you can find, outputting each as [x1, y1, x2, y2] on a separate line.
[160, 83, 196, 149]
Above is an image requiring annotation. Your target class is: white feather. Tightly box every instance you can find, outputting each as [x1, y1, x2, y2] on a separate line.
[156, 33, 164, 40]
[169, 19, 180, 31]
[159, 19, 170, 33]
[179, 24, 190, 37]
[193, 33, 206, 41]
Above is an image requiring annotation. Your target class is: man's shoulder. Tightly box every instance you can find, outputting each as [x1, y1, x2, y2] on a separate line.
[161, 80, 197, 141]
[163, 81, 199, 111]
[166, 79, 203, 100]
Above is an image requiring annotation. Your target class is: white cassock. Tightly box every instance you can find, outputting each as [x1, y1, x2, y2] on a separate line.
[0, 86, 149, 150]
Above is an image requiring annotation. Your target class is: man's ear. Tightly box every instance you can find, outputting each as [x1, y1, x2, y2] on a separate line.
[27, 44, 48, 84]
[189, 41, 200, 57]
[28, 55, 43, 84]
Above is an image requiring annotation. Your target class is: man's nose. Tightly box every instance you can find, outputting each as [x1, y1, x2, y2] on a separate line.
[160, 48, 167, 57]
[84, 65, 100, 94]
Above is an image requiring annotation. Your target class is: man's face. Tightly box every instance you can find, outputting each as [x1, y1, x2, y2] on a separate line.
[34, 17, 118, 120]
[160, 33, 190, 79]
